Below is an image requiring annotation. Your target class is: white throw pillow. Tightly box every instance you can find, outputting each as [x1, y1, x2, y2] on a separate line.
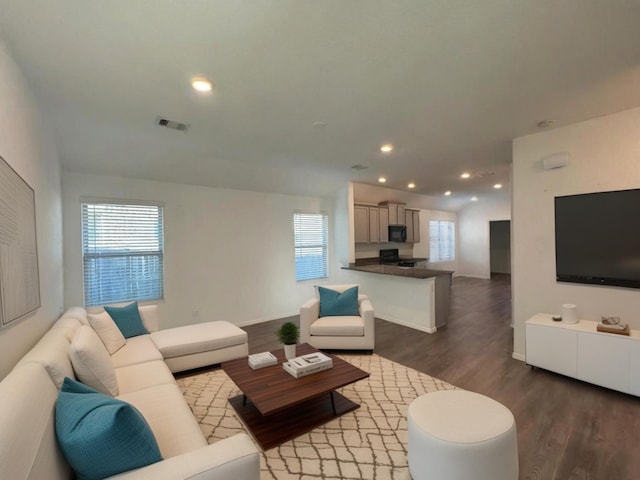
[70, 326, 119, 396]
[87, 311, 126, 354]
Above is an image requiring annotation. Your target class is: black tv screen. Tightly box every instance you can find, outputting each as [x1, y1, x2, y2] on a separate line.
[555, 188, 640, 289]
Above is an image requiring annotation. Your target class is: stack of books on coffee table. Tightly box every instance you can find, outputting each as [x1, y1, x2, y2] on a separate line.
[283, 352, 333, 378]
[248, 352, 278, 369]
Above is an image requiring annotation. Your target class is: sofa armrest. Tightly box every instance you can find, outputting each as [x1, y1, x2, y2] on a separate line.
[359, 297, 375, 332]
[108, 434, 259, 480]
[299, 298, 320, 344]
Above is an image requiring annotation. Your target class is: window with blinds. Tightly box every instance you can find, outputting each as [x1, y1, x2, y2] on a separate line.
[429, 220, 455, 262]
[294, 212, 328, 281]
[82, 201, 164, 306]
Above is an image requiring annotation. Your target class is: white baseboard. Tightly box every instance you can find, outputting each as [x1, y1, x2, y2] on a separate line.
[512, 352, 526, 362]
[375, 313, 437, 334]
[454, 273, 491, 279]
[237, 311, 298, 327]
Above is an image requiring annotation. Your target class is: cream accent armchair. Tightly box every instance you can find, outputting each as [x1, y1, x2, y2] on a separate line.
[300, 284, 375, 351]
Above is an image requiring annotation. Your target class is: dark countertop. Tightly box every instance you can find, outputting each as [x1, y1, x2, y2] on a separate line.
[343, 263, 454, 279]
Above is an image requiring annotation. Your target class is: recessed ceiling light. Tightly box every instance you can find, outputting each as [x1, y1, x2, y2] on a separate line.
[378, 177, 387, 183]
[407, 182, 416, 189]
[444, 191, 452, 196]
[380, 144, 394, 153]
[471, 196, 478, 202]
[191, 77, 213, 93]
[494, 183, 503, 189]
[460, 172, 471, 179]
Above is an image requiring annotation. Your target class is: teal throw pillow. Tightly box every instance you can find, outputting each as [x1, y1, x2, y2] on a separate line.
[318, 286, 359, 317]
[55, 377, 162, 480]
[104, 302, 148, 338]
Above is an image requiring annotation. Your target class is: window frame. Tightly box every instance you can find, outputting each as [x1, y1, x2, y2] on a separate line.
[429, 220, 456, 263]
[293, 211, 329, 282]
[81, 198, 165, 307]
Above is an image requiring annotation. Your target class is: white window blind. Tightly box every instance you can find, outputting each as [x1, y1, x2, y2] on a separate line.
[429, 220, 455, 262]
[294, 212, 328, 281]
[82, 202, 164, 306]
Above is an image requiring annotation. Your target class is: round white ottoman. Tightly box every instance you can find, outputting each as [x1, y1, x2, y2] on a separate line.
[407, 390, 518, 480]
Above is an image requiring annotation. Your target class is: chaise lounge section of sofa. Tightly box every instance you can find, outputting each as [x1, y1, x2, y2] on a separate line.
[0, 306, 259, 480]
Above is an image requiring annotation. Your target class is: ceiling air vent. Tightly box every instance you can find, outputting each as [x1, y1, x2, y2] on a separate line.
[156, 116, 190, 132]
[351, 164, 369, 171]
[475, 171, 496, 178]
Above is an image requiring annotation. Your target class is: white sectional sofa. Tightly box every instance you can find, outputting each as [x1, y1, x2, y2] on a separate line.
[0, 306, 259, 480]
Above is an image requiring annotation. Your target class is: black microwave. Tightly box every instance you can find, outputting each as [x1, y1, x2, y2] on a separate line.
[388, 225, 407, 242]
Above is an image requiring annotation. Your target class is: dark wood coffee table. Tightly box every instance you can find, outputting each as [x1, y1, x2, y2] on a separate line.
[222, 343, 369, 450]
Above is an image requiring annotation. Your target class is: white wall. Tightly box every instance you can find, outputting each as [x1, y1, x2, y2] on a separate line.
[457, 190, 511, 278]
[333, 183, 354, 266]
[512, 107, 640, 359]
[0, 40, 64, 378]
[62, 172, 334, 329]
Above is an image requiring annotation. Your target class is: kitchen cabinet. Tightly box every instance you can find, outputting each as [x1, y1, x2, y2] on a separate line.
[525, 314, 640, 396]
[369, 207, 380, 243]
[354, 206, 369, 243]
[379, 207, 389, 242]
[387, 203, 405, 225]
[405, 209, 420, 243]
[354, 204, 388, 244]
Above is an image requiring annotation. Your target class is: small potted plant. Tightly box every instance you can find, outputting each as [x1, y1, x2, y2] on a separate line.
[276, 321, 300, 360]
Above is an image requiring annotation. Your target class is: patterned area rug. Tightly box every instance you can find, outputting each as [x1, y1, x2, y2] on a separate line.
[176, 354, 455, 479]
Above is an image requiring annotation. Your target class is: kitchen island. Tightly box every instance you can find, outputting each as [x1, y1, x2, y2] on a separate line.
[341, 263, 453, 333]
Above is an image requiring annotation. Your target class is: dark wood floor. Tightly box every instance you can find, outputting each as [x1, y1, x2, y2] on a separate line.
[243, 275, 640, 480]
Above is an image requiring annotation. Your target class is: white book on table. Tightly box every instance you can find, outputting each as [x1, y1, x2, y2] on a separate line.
[283, 360, 332, 378]
[248, 352, 278, 369]
[285, 352, 333, 375]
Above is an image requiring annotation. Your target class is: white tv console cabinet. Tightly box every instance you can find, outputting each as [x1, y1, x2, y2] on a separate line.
[526, 313, 640, 396]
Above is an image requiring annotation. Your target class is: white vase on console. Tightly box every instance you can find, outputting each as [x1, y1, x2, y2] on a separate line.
[562, 304, 579, 324]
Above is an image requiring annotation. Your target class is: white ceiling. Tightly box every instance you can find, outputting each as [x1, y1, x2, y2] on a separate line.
[1, 1, 639, 209]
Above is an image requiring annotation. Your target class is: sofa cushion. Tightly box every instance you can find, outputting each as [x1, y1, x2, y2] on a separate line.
[50, 317, 83, 341]
[310, 316, 365, 336]
[118, 383, 207, 458]
[105, 302, 149, 338]
[60, 306, 89, 325]
[70, 326, 119, 396]
[139, 304, 160, 332]
[87, 310, 127, 354]
[318, 285, 359, 317]
[55, 378, 162, 480]
[110, 335, 163, 368]
[115, 360, 176, 395]
[17, 330, 75, 389]
[150, 321, 248, 359]
[0, 363, 72, 480]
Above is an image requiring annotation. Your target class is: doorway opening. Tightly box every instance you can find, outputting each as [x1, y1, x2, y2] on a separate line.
[489, 220, 511, 277]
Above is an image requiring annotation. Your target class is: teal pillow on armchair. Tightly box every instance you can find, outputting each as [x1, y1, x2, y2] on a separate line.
[318, 286, 359, 317]
[55, 377, 162, 480]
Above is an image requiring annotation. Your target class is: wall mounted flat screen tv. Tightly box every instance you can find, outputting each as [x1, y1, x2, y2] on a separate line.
[555, 188, 640, 289]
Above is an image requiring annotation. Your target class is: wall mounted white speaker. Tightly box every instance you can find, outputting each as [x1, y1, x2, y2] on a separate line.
[542, 152, 570, 170]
